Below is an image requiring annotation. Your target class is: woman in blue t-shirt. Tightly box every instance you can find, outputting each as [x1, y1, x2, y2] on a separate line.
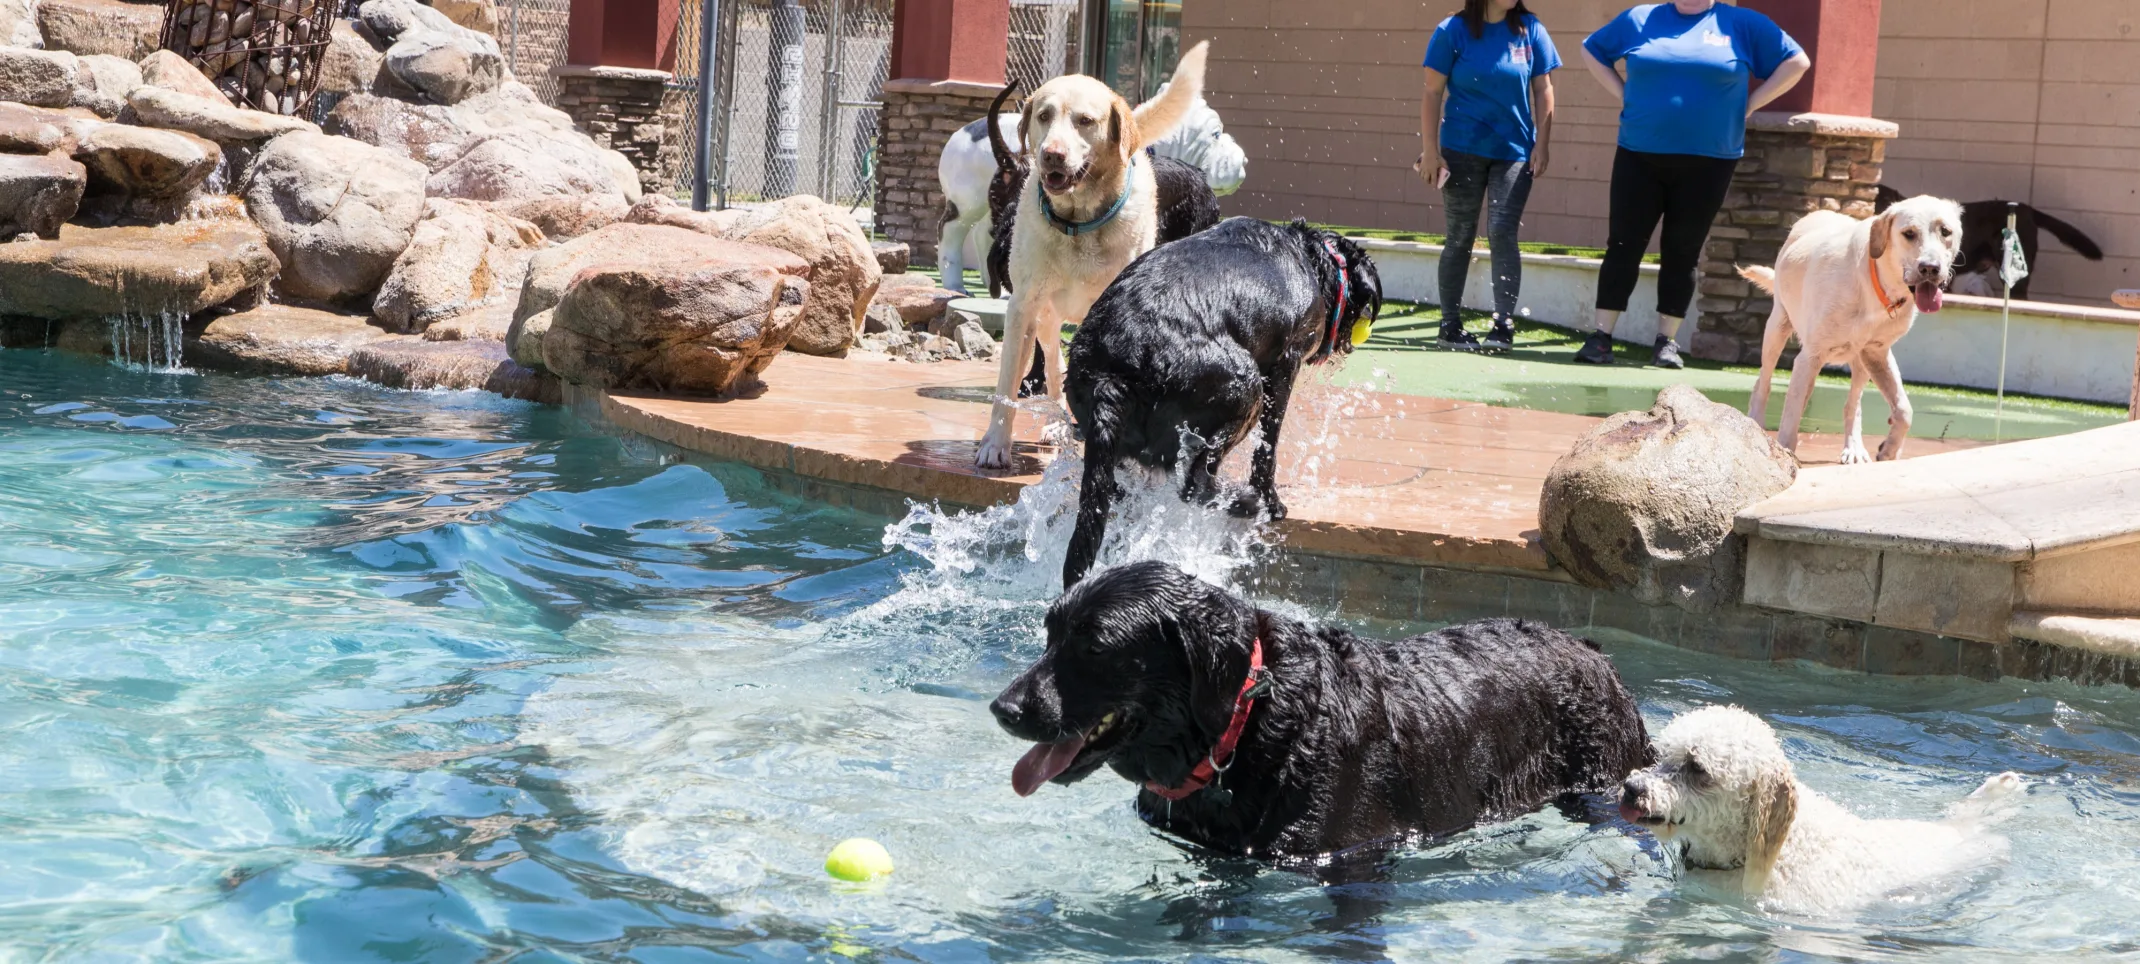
[1574, 0, 1810, 368]
[1420, 0, 1560, 350]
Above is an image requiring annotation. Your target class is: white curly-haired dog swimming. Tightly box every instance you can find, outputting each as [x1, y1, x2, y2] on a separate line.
[1619, 705, 2024, 914]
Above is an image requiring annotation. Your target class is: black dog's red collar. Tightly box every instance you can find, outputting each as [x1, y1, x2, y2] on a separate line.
[1308, 238, 1349, 366]
[1145, 638, 1267, 802]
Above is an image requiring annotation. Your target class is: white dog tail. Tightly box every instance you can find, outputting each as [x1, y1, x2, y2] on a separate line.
[1945, 771, 2026, 828]
[1130, 41, 1209, 148]
[1737, 264, 1777, 294]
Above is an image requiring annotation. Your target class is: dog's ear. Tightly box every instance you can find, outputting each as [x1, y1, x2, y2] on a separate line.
[1867, 209, 1898, 260]
[1109, 97, 1140, 162]
[1741, 768, 1798, 897]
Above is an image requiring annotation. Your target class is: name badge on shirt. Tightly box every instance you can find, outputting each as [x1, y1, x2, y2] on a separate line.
[1509, 42, 1530, 63]
[1702, 29, 1731, 46]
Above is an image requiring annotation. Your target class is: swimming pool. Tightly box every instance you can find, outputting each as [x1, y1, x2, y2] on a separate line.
[5, 346, 2139, 961]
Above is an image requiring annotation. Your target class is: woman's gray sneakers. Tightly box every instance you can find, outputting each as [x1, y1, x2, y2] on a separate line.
[1572, 329, 1615, 364]
[1438, 321, 1481, 350]
[1652, 336, 1684, 369]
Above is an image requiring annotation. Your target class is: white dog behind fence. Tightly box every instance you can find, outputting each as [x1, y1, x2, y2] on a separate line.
[1620, 705, 2025, 915]
[935, 90, 1246, 295]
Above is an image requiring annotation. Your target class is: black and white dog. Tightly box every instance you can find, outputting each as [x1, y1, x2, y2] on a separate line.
[1873, 184, 2103, 300]
[991, 562, 1653, 858]
[1060, 218, 1379, 588]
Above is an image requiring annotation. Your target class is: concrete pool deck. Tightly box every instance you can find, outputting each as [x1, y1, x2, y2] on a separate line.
[596, 353, 1973, 574]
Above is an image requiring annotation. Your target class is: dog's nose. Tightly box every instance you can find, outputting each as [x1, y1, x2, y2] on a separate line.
[990, 693, 1026, 731]
[1620, 782, 1641, 808]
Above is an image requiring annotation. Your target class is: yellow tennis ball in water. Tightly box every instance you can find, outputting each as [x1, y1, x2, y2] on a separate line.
[1350, 317, 1374, 346]
[824, 838, 894, 882]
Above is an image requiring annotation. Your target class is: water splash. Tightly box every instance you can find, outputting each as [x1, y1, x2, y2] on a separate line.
[105, 310, 190, 373]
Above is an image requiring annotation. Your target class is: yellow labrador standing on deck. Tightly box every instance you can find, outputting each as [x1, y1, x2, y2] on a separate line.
[1739, 195, 1963, 465]
[972, 42, 1210, 470]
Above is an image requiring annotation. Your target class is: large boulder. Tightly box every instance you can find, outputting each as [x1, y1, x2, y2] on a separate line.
[359, 0, 502, 105]
[317, 20, 386, 97]
[0, 101, 84, 154]
[428, 0, 499, 37]
[36, 0, 162, 59]
[242, 130, 427, 303]
[71, 54, 142, 117]
[0, 220, 279, 320]
[546, 255, 808, 397]
[374, 197, 541, 333]
[871, 280, 959, 329]
[73, 123, 220, 200]
[347, 337, 558, 402]
[322, 92, 467, 168]
[428, 128, 632, 208]
[1538, 384, 1798, 613]
[1, 0, 38, 47]
[504, 193, 627, 240]
[137, 50, 225, 101]
[505, 222, 808, 380]
[0, 47, 81, 108]
[124, 86, 319, 145]
[627, 194, 880, 355]
[188, 304, 396, 375]
[0, 153, 87, 240]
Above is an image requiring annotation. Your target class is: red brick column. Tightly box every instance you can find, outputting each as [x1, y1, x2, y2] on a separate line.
[1690, 0, 1896, 364]
[567, 0, 682, 73]
[875, 0, 1009, 261]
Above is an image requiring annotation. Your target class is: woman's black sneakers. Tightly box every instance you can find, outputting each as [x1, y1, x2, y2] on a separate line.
[1652, 336, 1684, 369]
[1437, 321, 1480, 350]
[1481, 321, 1516, 351]
[1572, 329, 1616, 364]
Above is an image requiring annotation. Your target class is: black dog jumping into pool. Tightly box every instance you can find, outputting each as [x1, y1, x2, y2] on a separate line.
[991, 562, 1653, 857]
[1060, 218, 1381, 588]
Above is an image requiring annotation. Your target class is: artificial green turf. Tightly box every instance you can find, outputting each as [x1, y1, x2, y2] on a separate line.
[1345, 301, 2126, 442]
[914, 276, 2128, 444]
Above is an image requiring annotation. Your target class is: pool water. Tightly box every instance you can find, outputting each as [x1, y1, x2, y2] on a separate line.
[6, 346, 2140, 962]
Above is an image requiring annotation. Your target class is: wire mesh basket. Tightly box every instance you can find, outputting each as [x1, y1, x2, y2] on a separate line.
[158, 0, 339, 117]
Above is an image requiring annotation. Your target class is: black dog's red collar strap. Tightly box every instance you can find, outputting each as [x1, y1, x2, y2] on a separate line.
[1145, 638, 1267, 802]
[1308, 239, 1349, 366]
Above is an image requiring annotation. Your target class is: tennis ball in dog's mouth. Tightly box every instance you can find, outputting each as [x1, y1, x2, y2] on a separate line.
[824, 838, 894, 882]
[1350, 317, 1374, 346]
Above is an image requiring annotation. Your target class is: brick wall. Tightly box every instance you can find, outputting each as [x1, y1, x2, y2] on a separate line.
[874, 78, 998, 265]
[551, 65, 689, 196]
[1182, 0, 2139, 306]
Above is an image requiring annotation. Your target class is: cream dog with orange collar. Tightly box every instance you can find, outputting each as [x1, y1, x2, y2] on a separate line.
[973, 42, 1210, 470]
[1739, 195, 1964, 465]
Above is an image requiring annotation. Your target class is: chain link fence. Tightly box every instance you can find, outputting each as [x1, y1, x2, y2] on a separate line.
[667, 0, 1082, 209]
[495, 0, 573, 103]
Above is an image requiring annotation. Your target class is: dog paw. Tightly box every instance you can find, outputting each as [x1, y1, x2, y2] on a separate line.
[1839, 442, 1873, 465]
[1876, 440, 1905, 461]
[975, 433, 1014, 470]
[1974, 771, 2026, 799]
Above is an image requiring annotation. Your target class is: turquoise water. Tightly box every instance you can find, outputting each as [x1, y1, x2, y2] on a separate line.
[6, 347, 2140, 961]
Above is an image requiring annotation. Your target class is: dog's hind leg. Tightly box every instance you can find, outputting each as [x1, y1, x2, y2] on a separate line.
[1748, 302, 1792, 425]
[1859, 347, 1913, 461]
[939, 204, 975, 295]
[1775, 341, 1824, 457]
[1838, 359, 1873, 465]
[1236, 367, 1293, 521]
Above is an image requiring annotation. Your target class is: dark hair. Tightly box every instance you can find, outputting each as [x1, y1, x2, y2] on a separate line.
[1460, 0, 1532, 38]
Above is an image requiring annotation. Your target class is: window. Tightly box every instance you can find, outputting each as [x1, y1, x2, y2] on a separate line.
[1090, 0, 1182, 101]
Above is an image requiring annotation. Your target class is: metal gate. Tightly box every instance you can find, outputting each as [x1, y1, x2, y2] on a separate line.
[670, 0, 892, 208]
[672, 0, 1085, 210]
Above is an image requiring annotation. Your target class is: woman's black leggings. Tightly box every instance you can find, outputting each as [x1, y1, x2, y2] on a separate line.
[1596, 147, 1740, 319]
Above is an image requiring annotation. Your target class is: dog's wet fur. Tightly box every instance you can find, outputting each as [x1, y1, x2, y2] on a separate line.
[1060, 218, 1377, 586]
[990, 562, 1654, 857]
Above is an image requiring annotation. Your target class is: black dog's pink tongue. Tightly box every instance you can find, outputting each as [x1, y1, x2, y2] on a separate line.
[1914, 281, 1945, 313]
[1011, 736, 1086, 797]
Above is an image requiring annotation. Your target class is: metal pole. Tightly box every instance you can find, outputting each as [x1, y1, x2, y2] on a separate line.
[1996, 202, 2017, 442]
[715, 0, 738, 209]
[690, 0, 721, 210]
[766, 0, 804, 198]
[816, 0, 844, 200]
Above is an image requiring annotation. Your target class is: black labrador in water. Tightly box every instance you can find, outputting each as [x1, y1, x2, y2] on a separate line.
[991, 562, 1653, 858]
[1059, 218, 1379, 588]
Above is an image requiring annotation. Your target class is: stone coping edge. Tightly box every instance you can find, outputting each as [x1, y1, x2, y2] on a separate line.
[2011, 611, 2140, 660]
[2112, 290, 2139, 310]
[548, 64, 674, 82]
[882, 77, 1008, 98]
[1747, 110, 1901, 139]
